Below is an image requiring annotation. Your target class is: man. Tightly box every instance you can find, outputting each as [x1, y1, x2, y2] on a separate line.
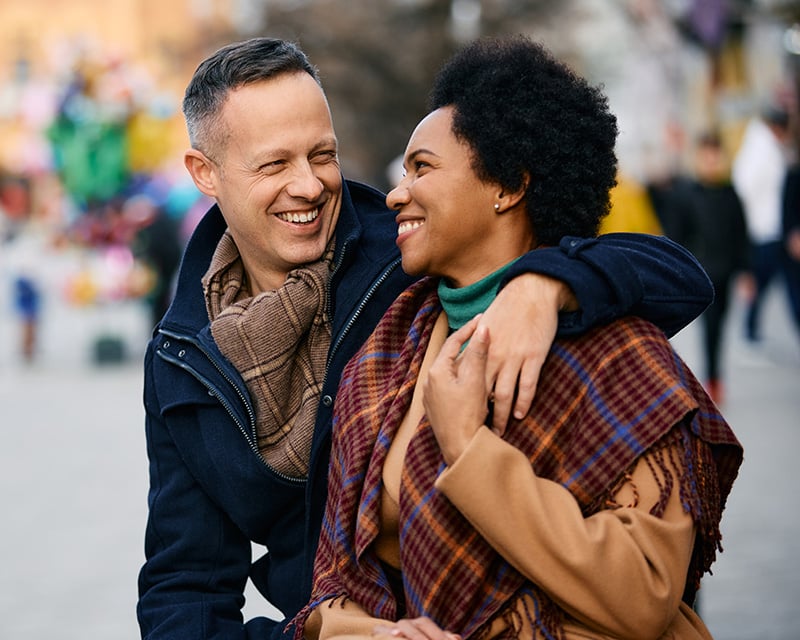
[779, 161, 800, 340]
[137, 38, 713, 640]
[669, 132, 750, 404]
[732, 106, 792, 342]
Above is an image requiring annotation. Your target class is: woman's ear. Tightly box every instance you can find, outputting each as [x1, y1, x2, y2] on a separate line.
[184, 149, 218, 198]
[494, 173, 529, 213]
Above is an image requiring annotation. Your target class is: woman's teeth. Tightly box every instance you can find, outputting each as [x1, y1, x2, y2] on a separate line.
[398, 220, 424, 235]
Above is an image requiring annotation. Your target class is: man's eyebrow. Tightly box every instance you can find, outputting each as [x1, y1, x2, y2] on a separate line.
[312, 137, 339, 152]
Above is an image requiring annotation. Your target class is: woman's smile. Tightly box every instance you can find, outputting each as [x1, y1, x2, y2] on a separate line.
[397, 219, 424, 236]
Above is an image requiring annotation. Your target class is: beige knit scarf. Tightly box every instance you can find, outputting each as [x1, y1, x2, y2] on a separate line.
[203, 231, 332, 478]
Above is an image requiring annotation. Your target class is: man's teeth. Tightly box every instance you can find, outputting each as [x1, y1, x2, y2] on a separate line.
[398, 220, 424, 235]
[277, 209, 319, 223]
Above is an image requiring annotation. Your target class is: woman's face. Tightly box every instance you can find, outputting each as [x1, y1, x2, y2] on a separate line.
[386, 107, 510, 288]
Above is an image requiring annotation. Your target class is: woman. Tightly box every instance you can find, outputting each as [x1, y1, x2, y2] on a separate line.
[293, 36, 742, 640]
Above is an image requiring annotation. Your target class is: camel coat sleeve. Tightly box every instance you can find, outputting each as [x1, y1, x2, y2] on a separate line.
[434, 427, 700, 639]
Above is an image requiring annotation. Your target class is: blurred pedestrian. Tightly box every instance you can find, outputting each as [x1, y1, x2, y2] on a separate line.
[644, 120, 693, 240]
[12, 271, 41, 362]
[670, 132, 751, 404]
[779, 162, 800, 339]
[732, 105, 793, 343]
[125, 195, 183, 328]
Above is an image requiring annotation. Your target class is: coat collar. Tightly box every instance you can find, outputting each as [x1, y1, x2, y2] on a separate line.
[158, 179, 365, 337]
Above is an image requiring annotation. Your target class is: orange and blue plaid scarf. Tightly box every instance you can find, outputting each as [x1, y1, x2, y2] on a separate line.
[296, 277, 742, 639]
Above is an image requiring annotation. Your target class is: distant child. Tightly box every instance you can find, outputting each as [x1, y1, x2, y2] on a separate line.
[13, 273, 41, 362]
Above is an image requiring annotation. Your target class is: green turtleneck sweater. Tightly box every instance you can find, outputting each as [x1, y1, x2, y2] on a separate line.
[437, 259, 519, 331]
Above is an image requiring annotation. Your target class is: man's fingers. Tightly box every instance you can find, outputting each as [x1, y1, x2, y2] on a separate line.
[513, 359, 543, 420]
[490, 357, 544, 430]
[489, 367, 516, 432]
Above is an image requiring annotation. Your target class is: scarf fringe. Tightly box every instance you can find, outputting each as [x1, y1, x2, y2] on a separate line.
[288, 594, 351, 640]
[471, 586, 565, 640]
[489, 423, 726, 640]
[588, 421, 723, 605]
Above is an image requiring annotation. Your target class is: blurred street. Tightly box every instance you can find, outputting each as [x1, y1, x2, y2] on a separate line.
[669, 287, 800, 639]
[0, 278, 798, 639]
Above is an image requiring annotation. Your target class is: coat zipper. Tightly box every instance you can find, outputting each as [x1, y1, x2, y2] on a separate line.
[157, 329, 305, 484]
[325, 256, 402, 371]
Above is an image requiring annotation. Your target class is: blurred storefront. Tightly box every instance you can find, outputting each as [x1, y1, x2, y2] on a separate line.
[1, 0, 800, 365]
[0, 0, 241, 363]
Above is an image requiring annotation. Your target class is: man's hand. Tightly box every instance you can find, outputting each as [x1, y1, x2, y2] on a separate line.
[373, 617, 461, 640]
[479, 273, 575, 432]
[423, 317, 491, 466]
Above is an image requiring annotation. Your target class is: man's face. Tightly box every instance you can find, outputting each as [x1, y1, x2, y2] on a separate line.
[695, 143, 726, 185]
[190, 72, 342, 292]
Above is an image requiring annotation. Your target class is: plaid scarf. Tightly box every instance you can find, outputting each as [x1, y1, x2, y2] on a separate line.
[203, 231, 332, 478]
[295, 277, 742, 639]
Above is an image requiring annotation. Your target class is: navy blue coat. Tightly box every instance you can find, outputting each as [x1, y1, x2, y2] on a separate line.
[137, 180, 712, 639]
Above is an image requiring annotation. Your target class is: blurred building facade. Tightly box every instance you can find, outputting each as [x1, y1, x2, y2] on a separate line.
[2, 0, 799, 192]
[1, 1, 799, 338]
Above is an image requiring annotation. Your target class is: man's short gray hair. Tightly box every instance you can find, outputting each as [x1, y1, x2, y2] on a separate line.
[183, 37, 320, 158]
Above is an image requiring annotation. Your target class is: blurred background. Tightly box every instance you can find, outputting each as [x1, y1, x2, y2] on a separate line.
[1, 1, 799, 638]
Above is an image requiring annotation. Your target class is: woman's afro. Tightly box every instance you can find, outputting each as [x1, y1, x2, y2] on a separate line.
[428, 35, 619, 244]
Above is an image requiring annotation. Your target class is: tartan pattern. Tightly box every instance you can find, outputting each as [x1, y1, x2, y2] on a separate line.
[204, 231, 332, 478]
[300, 277, 742, 638]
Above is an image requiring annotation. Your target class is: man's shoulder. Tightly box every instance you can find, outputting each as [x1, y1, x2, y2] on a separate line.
[341, 179, 399, 250]
[344, 180, 395, 221]
[345, 179, 388, 207]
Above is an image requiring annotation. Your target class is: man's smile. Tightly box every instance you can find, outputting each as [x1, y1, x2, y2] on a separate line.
[276, 208, 319, 224]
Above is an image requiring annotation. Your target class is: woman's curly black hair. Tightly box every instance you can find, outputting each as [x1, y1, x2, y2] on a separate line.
[428, 35, 618, 244]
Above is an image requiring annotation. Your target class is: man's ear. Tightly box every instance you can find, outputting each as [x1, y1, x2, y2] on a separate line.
[184, 149, 218, 198]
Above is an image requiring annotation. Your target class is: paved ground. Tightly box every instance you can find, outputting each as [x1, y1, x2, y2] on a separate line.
[0, 287, 798, 639]
[669, 290, 800, 639]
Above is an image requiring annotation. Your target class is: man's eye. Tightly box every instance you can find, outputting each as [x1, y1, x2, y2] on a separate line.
[313, 150, 338, 163]
[259, 160, 285, 173]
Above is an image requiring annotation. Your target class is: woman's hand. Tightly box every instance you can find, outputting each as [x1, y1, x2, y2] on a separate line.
[423, 316, 492, 465]
[372, 617, 461, 640]
[479, 273, 573, 432]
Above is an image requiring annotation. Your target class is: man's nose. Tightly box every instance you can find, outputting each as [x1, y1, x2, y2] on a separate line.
[287, 161, 324, 200]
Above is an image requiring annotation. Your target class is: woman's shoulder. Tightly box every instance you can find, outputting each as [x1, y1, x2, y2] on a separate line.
[554, 315, 674, 371]
[542, 315, 699, 440]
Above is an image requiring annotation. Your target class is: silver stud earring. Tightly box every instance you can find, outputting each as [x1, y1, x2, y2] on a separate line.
[494, 203, 500, 212]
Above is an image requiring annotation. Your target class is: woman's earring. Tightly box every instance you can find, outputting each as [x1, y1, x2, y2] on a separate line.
[494, 203, 500, 212]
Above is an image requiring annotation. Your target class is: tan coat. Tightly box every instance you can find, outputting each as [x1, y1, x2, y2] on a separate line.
[306, 316, 714, 640]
